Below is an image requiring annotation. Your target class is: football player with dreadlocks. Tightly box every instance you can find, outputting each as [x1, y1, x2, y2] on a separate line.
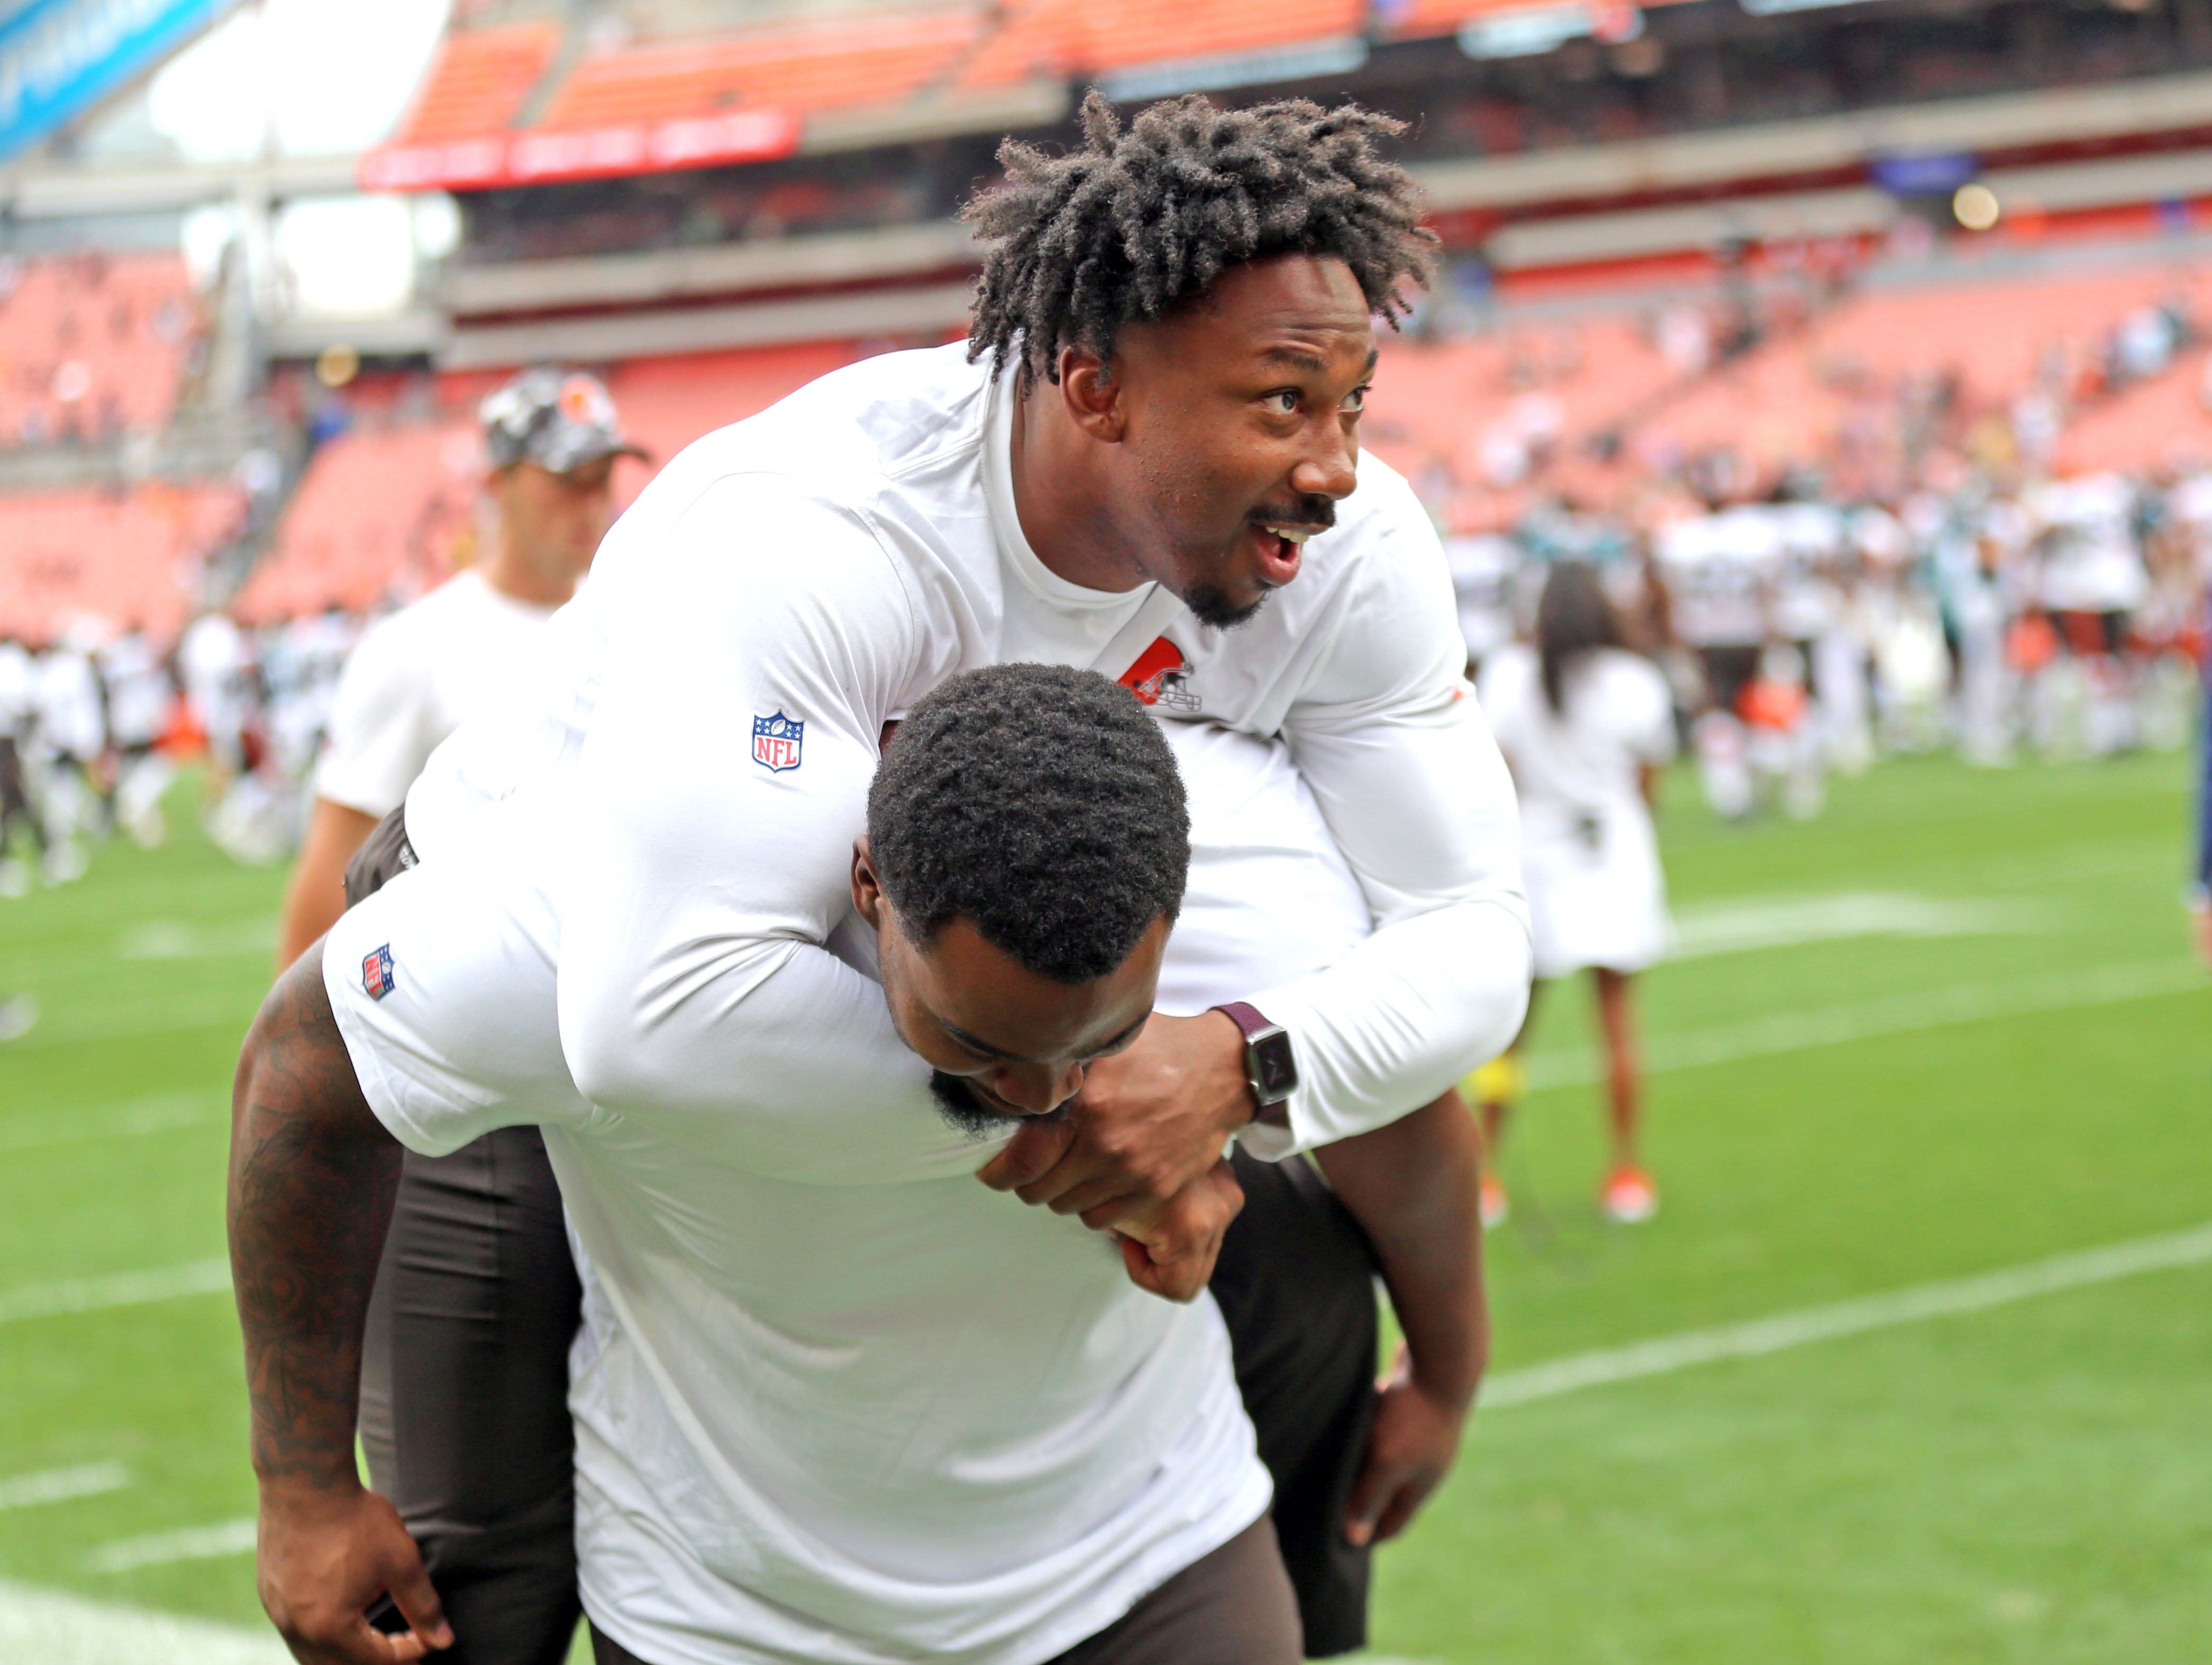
[239, 94, 1527, 1665]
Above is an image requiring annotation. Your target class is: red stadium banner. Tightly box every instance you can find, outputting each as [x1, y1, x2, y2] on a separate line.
[359, 109, 802, 192]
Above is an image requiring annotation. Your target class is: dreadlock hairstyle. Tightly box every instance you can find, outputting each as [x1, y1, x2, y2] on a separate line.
[964, 91, 1438, 389]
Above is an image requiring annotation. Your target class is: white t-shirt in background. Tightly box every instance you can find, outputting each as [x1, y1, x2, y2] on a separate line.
[316, 569, 558, 819]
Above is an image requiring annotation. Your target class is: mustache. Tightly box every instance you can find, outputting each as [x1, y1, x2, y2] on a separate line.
[1248, 496, 1336, 532]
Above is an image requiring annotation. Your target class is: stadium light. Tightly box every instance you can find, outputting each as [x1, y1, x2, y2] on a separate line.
[1953, 182, 2001, 231]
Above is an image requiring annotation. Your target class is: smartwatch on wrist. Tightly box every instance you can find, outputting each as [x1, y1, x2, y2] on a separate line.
[1212, 1001, 1299, 1109]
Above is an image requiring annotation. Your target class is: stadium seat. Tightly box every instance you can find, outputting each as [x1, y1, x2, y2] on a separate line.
[542, 11, 980, 127]
[0, 484, 244, 641]
[395, 21, 566, 143]
[606, 341, 859, 467]
[235, 420, 483, 624]
[0, 253, 198, 448]
[233, 343, 859, 627]
[958, 0, 1361, 86]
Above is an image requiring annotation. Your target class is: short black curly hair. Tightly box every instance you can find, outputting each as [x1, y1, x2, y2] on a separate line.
[963, 91, 1437, 390]
[867, 662, 1188, 983]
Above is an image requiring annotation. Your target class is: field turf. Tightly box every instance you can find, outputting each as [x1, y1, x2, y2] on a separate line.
[0, 751, 2205, 1662]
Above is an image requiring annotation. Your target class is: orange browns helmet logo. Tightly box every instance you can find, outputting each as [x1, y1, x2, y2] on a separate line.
[558, 374, 615, 428]
[1118, 636, 1199, 710]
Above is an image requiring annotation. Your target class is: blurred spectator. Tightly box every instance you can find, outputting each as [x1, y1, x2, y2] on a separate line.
[274, 366, 641, 966]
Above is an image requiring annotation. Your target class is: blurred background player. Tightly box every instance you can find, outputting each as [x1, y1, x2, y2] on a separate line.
[1656, 502, 1773, 820]
[274, 367, 640, 968]
[0, 635, 45, 897]
[30, 633, 105, 883]
[1472, 560, 1675, 1227]
[2193, 577, 2212, 970]
[1443, 525, 1519, 679]
[97, 627, 179, 848]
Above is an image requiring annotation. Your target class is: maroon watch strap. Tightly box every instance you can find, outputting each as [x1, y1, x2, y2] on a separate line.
[1212, 1000, 1273, 1041]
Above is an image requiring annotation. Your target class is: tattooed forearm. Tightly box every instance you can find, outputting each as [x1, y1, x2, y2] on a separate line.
[228, 949, 400, 1491]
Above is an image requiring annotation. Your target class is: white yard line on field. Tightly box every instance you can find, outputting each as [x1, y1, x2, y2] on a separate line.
[1666, 891, 2053, 960]
[2, 1000, 253, 1050]
[115, 919, 278, 961]
[0, 1463, 129, 1512]
[1483, 1221, 2212, 1409]
[1526, 955, 2202, 1090]
[86, 1518, 258, 1574]
[0, 1093, 224, 1154]
[0, 1260, 231, 1326]
[0, 1581, 286, 1663]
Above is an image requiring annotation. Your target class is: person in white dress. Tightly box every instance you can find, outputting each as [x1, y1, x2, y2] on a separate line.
[1473, 560, 1676, 1225]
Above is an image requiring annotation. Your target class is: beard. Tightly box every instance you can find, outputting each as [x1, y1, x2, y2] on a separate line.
[1181, 579, 1268, 631]
[1173, 496, 1334, 630]
[928, 1069, 1069, 1139]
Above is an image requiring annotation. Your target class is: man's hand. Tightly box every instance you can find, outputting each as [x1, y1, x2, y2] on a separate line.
[976, 1010, 1257, 1229]
[1110, 1158, 1245, 1302]
[2192, 899, 2212, 971]
[257, 1480, 450, 1663]
[1343, 1342, 1470, 1548]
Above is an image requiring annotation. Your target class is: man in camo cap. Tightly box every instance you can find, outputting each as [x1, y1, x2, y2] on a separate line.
[278, 365, 643, 966]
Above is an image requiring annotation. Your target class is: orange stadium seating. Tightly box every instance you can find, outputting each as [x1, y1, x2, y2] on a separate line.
[235, 419, 481, 624]
[1637, 262, 2212, 477]
[606, 340, 860, 464]
[395, 20, 565, 143]
[236, 343, 859, 624]
[1375, 0, 1685, 47]
[416, 0, 1414, 132]
[0, 484, 244, 642]
[958, 0, 1361, 88]
[2058, 345, 2212, 474]
[1362, 317, 1679, 489]
[0, 253, 198, 447]
[542, 12, 979, 127]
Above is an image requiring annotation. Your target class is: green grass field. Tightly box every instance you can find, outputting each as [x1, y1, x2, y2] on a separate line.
[1, 752, 2206, 1661]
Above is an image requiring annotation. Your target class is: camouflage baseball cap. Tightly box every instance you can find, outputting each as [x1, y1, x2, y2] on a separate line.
[480, 366, 647, 473]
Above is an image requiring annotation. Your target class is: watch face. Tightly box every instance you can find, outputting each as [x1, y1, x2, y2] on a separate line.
[1251, 1029, 1298, 1102]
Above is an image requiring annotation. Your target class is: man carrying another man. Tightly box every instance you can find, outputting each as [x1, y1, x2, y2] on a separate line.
[234, 93, 1530, 1663]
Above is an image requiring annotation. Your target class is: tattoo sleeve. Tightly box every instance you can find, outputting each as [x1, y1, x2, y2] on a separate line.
[228, 949, 400, 1490]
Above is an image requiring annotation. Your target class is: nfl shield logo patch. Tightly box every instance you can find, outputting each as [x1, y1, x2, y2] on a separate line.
[753, 711, 804, 772]
[362, 944, 396, 1001]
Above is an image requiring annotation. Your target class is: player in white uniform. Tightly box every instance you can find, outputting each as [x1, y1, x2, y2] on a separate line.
[98, 629, 177, 846]
[31, 639, 106, 880]
[179, 610, 253, 778]
[1474, 560, 1674, 1225]
[1656, 506, 1777, 819]
[275, 367, 640, 968]
[237, 95, 1522, 1665]
[1442, 530, 1519, 673]
[2025, 472, 2149, 756]
[0, 636, 45, 895]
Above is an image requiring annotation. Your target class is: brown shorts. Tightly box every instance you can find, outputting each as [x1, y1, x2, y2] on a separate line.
[588, 1515, 1301, 1665]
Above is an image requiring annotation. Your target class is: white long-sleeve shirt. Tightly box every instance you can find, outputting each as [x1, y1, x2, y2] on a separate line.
[408, 341, 1530, 1159]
